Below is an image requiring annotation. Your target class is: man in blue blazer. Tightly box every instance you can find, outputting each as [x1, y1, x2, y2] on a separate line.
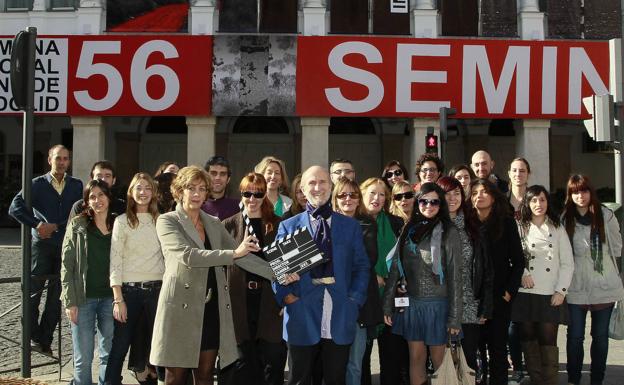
[9, 144, 83, 354]
[273, 165, 369, 385]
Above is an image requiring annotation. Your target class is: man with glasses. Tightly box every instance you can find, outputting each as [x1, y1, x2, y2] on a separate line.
[330, 158, 356, 184]
[201, 156, 240, 220]
[470, 150, 509, 193]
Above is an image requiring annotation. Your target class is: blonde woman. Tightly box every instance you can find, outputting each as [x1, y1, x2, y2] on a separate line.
[105, 173, 164, 385]
[390, 181, 415, 223]
[284, 173, 306, 219]
[254, 156, 292, 216]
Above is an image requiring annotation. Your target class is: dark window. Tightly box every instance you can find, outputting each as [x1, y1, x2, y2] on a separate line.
[480, 0, 517, 37]
[145, 116, 188, 134]
[440, 0, 478, 36]
[232, 117, 289, 134]
[487, 119, 515, 136]
[584, 0, 621, 40]
[49, 0, 78, 10]
[372, 0, 410, 35]
[330, 0, 368, 34]
[545, 0, 582, 39]
[219, 0, 297, 33]
[329, 117, 375, 135]
[260, 0, 297, 33]
[5, 0, 32, 11]
[219, 0, 258, 33]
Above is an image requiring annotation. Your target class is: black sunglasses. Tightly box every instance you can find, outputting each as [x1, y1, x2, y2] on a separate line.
[336, 192, 359, 199]
[384, 169, 403, 179]
[242, 191, 265, 199]
[393, 192, 415, 201]
[418, 198, 441, 207]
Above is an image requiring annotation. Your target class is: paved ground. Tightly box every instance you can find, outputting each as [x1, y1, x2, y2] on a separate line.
[0, 239, 623, 384]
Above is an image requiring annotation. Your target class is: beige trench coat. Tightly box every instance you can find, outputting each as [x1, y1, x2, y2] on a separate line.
[149, 205, 274, 368]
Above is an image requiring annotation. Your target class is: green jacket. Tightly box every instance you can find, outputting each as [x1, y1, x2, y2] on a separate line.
[60, 215, 93, 308]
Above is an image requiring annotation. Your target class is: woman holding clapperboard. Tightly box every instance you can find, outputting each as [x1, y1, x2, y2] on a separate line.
[221, 172, 287, 385]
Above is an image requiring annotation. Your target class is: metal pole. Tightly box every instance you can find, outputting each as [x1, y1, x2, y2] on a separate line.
[618, 1, 624, 252]
[20, 26, 37, 379]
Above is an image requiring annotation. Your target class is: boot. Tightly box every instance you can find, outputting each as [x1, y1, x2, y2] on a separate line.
[540, 345, 560, 385]
[520, 340, 542, 384]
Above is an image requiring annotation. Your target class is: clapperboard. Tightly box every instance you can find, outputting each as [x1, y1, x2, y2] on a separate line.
[264, 227, 328, 284]
[390, 0, 408, 13]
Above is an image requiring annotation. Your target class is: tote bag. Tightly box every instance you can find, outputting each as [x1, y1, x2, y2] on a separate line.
[609, 300, 624, 340]
[431, 346, 460, 385]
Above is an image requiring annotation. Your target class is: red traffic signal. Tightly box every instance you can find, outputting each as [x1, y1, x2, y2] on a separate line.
[425, 133, 438, 154]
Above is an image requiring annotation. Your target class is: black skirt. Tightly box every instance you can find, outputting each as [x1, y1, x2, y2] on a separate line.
[510, 292, 568, 325]
[200, 235, 220, 351]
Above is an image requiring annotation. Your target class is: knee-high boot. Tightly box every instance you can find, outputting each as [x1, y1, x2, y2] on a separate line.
[520, 340, 542, 384]
[540, 345, 559, 385]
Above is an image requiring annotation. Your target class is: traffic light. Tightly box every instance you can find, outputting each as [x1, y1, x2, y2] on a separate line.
[425, 127, 438, 155]
[10, 29, 36, 110]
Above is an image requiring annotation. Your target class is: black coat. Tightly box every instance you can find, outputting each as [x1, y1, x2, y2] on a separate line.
[472, 227, 495, 319]
[355, 214, 384, 328]
[486, 216, 524, 301]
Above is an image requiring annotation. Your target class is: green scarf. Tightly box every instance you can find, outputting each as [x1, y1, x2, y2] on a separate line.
[274, 194, 284, 217]
[375, 211, 397, 279]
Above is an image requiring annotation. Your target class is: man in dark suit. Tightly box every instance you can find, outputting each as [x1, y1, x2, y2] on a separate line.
[273, 165, 369, 385]
[9, 144, 83, 353]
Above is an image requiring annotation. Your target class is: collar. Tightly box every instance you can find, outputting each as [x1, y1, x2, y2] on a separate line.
[48, 172, 66, 183]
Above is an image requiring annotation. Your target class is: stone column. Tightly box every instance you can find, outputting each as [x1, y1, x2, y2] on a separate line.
[189, 0, 216, 35]
[303, 0, 326, 35]
[518, 0, 545, 40]
[186, 116, 216, 168]
[77, 0, 105, 34]
[516, 119, 550, 189]
[71, 116, 105, 183]
[409, 118, 439, 175]
[410, 0, 439, 38]
[300, 117, 329, 170]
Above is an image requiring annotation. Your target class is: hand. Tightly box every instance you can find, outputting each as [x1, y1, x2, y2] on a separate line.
[397, 284, 407, 294]
[283, 273, 300, 285]
[478, 317, 488, 325]
[37, 222, 57, 239]
[448, 328, 461, 336]
[283, 293, 299, 305]
[65, 306, 78, 324]
[502, 291, 512, 302]
[551, 292, 565, 307]
[376, 275, 385, 287]
[233, 233, 260, 258]
[113, 301, 127, 323]
[384, 315, 393, 326]
[521, 275, 535, 289]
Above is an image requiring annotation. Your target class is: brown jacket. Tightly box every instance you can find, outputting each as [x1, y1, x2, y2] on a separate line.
[149, 205, 273, 369]
[222, 212, 283, 344]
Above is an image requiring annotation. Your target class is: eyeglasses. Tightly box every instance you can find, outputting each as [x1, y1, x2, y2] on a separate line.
[332, 169, 354, 176]
[383, 169, 403, 179]
[185, 186, 207, 194]
[393, 192, 415, 201]
[336, 192, 359, 200]
[242, 191, 265, 199]
[420, 167, 438, 174]
[418, 198, 441, 207]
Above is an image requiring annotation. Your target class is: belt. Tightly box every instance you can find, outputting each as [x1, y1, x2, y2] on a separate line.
[124, 281, 162, 290]
[247, 280, 261, 290]
[311, 277, 336, 285]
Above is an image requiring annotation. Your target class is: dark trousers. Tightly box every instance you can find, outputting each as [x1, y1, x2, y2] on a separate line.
[566, 303, 614, 385]
[219, 339, 287, 385]
[461, 323, 484, 372]
[377, 327, 410, 385]
[30, 241, 62, 347]
[105, 285, 160, 385]
[288, 339, 350, 385]
[508, 322, 524, 371]
[484, 298, 511, 385]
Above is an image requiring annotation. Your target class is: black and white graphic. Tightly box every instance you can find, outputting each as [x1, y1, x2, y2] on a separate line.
[265, 227, 327, 284]
[391, 0, 408, 13]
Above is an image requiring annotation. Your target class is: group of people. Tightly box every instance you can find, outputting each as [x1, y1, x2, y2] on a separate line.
[8, 145, 624, 385]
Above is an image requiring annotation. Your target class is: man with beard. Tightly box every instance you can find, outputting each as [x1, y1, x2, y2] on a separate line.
[273, 165, 369, 385]
[201, 156, 240, 220]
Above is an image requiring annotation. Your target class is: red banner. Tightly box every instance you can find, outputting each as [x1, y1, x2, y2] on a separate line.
[296, 36, 612, 119]
[0, 35, 212, 115]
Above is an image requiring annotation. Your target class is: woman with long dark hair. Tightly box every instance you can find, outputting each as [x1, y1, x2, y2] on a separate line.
[511, 185, 573, 385]
[221, 173, 286, 385]
[469, 178, 524, 385]
[562, 175, 624, 385]
[332, 178, 384, 385]
[383, 182, 462, 385]
[436, 176, 492, 374]
[61, 179, 116, 385]
[381, 160, 409, 189]
[105, 173, 164, 385]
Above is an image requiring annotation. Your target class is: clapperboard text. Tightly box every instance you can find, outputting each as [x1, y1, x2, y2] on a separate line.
[265, 227, 327, 285]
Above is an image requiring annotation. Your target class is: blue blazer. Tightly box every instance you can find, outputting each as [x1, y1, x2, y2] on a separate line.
[273, 211, 369, 346]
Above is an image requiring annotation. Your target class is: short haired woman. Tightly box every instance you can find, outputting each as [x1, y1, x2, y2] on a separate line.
[448, 164, 475, 199]
[154, 161, 180, 177]
[254, 156, 292, 217]
[381, 160, 409, 189]
[508, 158, 531, 217]
[283, 173, 306, 219]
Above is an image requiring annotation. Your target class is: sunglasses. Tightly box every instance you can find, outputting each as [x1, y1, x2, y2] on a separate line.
[418, 198, 441, 207]
[336, 192, 359, 199]
[383, 169, 403, 179]
[393, 192, 415, 201]
[241, 191, 265, 199]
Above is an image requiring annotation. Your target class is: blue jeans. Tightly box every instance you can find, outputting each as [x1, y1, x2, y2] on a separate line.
[345, 324, 367, 385]
[70, 297, 114, 385]
[566, 303, 614, 385]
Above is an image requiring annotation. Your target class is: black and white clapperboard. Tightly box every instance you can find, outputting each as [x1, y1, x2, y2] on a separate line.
[264, 227, 328, 285]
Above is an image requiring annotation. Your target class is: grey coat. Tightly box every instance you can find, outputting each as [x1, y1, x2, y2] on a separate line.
[149, 205, 274, 369]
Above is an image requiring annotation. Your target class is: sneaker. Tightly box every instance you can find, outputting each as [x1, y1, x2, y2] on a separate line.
[509, 370, 525, 385]
[31, 341, 52, 355]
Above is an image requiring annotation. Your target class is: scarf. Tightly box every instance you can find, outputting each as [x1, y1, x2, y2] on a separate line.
[274, 194, 284, 217]
[375, 211, 397, 279]
[575, 210, 604, 274]
[306, 201, 333, 278]
[406, 217, 445, 284]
